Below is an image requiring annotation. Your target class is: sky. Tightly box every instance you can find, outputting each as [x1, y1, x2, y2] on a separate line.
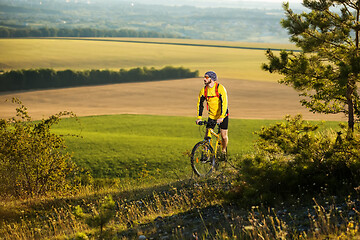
[222, 0, 304, 3]
[252, 0, 302, 1]
[210, 0, 303, 2]
[127, 0, 306, 9]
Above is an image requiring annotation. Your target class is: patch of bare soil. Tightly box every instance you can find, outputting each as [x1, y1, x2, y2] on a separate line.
[0, 78, 345, 121]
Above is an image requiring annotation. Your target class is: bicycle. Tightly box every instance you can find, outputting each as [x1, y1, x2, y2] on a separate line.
[190, 120, 225, 177]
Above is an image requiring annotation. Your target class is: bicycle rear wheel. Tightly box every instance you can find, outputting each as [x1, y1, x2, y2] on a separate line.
[190, 141, 215, 177]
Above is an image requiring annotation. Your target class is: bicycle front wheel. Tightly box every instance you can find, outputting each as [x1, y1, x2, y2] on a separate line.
[190, 141, 215, 177]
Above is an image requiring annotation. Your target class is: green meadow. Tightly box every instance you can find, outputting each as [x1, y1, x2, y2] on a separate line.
[0, 38, 297, 81]
[52, 114, 341, 182]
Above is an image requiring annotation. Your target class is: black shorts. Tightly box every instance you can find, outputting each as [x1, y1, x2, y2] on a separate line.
[206, 116, 229, 130]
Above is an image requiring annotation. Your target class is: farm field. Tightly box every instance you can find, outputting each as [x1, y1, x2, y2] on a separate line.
[0, 77, 346, 121]
[0, 38, 296, 81]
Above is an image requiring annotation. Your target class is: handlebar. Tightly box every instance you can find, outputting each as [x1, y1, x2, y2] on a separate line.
[197, 120, 221, 135]
[197, 120, 220, 126]
[197, 120, 207, 125]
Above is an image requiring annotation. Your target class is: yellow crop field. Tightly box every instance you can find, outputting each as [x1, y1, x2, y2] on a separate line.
[0, 38, 297, 81]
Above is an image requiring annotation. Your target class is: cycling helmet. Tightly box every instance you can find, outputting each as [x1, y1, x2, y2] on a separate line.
[204, 71, 217, 81]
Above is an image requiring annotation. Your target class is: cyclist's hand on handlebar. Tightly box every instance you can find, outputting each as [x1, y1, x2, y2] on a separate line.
[196, 119, 207, 125]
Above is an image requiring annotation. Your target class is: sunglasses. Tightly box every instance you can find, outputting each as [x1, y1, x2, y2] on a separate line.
[204, 76, 211, 79]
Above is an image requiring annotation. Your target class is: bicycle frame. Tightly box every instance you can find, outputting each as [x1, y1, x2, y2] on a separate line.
[205, 127, 222, 158]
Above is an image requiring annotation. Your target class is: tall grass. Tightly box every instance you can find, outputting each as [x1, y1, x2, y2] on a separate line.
[2, 177, 359, 240]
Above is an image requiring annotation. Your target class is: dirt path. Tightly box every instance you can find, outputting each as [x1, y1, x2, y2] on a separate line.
[0, 78, 346, 121]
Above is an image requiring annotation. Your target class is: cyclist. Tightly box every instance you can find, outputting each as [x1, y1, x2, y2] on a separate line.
[196, 70, 229, 155]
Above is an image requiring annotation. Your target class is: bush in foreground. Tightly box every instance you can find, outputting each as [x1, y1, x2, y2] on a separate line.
[0, 98, 82, 198]
[231, 115, 360, 205]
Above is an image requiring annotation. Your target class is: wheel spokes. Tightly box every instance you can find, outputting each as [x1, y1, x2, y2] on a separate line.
[192, 143, 214, 176]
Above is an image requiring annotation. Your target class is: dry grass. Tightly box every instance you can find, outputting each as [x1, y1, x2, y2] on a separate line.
[0, 179, 222, 240]
[2, 178, 360, 240]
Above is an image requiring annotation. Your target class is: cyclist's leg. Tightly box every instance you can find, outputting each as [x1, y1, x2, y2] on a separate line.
[219, 116, 229, 153]
[220, 129, 228, 152]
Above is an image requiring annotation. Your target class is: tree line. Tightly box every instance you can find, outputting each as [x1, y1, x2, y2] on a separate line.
[0, 27, 182, 38]
[0, 66, 198, 92]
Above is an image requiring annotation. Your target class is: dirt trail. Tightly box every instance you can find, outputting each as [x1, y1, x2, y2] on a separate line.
[0, 78, 346, 121]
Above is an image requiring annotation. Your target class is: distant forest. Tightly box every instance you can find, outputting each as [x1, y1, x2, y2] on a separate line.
[0, 66, 199, 92]
[0, 27, 182, 38]
[0, 0, 296, 43]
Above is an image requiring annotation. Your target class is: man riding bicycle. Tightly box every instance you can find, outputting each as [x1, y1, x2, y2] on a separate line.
[196, 71, 229, 155]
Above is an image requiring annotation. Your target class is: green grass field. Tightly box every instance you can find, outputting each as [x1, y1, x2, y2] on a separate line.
[52, 114, 341, 182]
[0, 38, 297, 81]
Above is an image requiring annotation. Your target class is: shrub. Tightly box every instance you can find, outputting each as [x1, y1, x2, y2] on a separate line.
[231, 115, 360, 205]
[0, 98, 80, 198]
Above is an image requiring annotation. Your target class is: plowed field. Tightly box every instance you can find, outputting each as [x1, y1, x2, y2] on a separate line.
[0, 78, 345, 121]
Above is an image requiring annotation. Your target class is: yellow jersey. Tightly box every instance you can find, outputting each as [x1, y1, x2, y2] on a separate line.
[197, 82, 229, 120]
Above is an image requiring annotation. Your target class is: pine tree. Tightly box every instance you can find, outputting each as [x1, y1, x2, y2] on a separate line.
[263, 0, 360, 134]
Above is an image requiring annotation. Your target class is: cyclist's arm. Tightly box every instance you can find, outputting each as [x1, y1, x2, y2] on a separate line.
[219, 84, 228, 119]
[197, 88, 206, 121]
